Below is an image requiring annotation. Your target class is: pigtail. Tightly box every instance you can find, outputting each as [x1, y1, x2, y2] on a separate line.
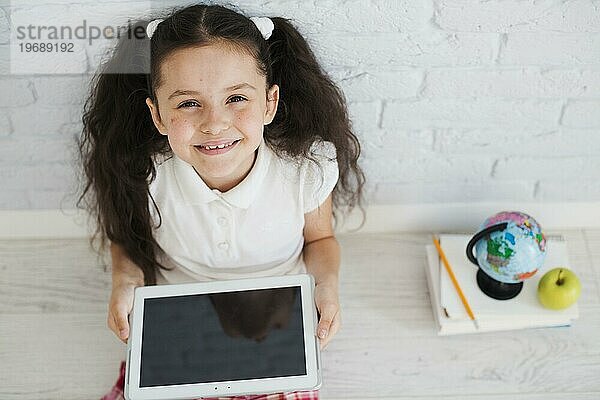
[77, 20, 171, 285]
[266, 18, 365, 224]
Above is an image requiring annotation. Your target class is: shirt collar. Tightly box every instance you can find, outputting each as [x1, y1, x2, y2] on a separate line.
[173, 138, 272, 209]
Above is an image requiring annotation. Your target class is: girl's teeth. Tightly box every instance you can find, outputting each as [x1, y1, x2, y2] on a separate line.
[204, 141, 236, 150]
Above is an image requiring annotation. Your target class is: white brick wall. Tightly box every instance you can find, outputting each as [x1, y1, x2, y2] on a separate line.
[0, 0, 599, 209]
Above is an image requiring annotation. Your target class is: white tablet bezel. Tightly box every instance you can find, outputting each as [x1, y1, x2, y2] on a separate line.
[124, 273, 322, 400]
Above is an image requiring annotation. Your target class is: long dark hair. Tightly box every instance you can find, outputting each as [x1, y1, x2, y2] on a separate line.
[77, 3, 365, 285]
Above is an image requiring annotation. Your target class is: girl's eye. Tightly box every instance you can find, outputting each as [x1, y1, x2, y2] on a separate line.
[178, 101, 199, 108]
[228, 95, 247, 103]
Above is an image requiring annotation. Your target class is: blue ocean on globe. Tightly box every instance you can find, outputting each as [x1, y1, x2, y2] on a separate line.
[474, 211, 547, 284]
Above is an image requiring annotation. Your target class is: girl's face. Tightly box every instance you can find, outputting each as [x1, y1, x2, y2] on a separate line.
[146, 43, 279, 192]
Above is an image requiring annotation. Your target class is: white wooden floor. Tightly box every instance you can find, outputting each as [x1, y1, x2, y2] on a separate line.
[1, 230, 599, 400]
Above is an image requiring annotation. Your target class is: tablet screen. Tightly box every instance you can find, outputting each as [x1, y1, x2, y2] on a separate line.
[139, 286, 306, 387]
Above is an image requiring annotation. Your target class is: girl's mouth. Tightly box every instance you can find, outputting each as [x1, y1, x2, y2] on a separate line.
[194, 139, 241, 155]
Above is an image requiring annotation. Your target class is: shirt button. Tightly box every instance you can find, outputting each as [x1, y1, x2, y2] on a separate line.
[217, 217, 228, 226]
[218, 241, 229, 251]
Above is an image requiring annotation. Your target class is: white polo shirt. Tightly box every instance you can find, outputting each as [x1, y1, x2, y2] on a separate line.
[148, 138, 339, 284]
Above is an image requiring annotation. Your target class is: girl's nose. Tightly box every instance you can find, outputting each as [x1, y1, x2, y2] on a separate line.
[199, 106, 231, 135]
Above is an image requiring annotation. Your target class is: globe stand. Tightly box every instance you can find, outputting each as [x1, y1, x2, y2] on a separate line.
[476, 269, 523, 300]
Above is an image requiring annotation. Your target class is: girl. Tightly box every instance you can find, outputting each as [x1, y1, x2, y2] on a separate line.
[77, 3, 364, 400]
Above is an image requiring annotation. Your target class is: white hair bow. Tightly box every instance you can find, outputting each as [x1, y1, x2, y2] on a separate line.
[250, 16, 274, 40]
[146, 19, 164, 39]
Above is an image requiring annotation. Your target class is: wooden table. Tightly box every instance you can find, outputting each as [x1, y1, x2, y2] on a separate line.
[1, 230, 599, 399]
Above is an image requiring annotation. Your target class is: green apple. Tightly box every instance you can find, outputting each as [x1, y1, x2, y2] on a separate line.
[537, 267, 581, 310]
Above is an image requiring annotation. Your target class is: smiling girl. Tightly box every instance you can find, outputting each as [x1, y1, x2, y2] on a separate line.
[77, 4, 364, 400]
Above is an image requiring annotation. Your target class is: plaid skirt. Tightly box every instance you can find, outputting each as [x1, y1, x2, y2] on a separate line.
[101, 361, 320, 400]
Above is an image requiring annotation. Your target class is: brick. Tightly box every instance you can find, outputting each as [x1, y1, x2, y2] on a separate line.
[0, 112, 11, 136]
[347, 101, 380, 135]
[330, 68, 423, 102]
[500, 33, 600, 66]
[238, 0, 433, 34]
[10, 105, 81, 136]
[562, 100, 600, 128]
[0, 78, 35, 107]
[0, 7, 9, 45]
[0, 190, 31, 209]
[371, 180, 535, 203]
[362, 129, 435, 159]
[0, 45, 8, 75]
[361, 155, 495, 183]
[0, 136, 77, 166]
[536, 180, 600, 201]
[383, 99, 562, 129]
[0, 163, 75, 191]
[423, 68, 600, 99]
[435, 128, 600, 157]
[494, 156, 600, 180]
[435, 0, 600, 33]
[27, 189, 77, 209]
[311, 32, 497, 68]
[31, 76, 89, 107]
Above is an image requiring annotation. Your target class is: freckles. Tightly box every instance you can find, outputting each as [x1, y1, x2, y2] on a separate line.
[235, 108, 254, 123]
[169, 116, 195, 134]
[169, 116, 188, 126]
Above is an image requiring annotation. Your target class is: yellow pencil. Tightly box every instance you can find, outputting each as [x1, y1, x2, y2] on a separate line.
[432, 236, 479, 329]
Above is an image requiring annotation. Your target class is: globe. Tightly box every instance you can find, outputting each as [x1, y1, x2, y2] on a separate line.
[466, 211, 547, 300]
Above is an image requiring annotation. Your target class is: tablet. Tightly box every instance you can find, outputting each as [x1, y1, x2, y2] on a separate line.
[124, 274, 322, 400]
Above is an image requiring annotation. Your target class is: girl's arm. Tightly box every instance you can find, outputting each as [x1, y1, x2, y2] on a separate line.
[110, 242, 145, 287]
[303, 194, 341, 349]
[107, 242, 145, 343]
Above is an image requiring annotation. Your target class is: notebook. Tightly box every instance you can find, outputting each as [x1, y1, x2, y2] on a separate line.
[424, 234, 579, 335]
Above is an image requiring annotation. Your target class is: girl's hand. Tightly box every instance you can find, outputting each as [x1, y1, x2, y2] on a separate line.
[107, 283, 137, 344]
[314, 281, 341, 351]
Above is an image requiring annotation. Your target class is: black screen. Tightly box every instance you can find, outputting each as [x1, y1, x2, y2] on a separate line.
[139, 286, 306, 387]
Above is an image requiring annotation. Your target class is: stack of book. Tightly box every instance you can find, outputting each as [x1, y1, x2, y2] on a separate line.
[424, 234, 579, 335]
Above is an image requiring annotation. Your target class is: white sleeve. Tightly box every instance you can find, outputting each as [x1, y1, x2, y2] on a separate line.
[302, 140, 339, 214]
